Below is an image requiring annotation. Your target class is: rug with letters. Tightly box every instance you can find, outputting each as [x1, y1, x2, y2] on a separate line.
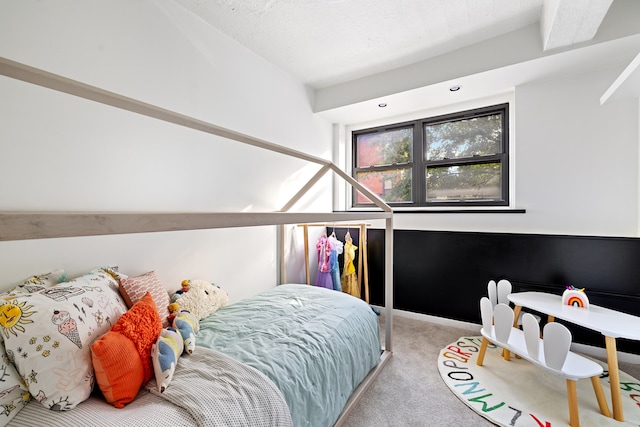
[438, 336, 640, 426]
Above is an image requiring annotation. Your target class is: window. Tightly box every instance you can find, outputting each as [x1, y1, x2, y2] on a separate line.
[352, 103, 509, 208]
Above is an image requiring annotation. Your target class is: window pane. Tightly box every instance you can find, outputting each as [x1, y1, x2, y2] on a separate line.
[426, 163, 501, 202]
[356, 128, 413, 167]
[356, 168, 412, 203]
[425, 114, 502, 161]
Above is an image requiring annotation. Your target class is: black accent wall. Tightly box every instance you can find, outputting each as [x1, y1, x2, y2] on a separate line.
[359, 229, 640, 354]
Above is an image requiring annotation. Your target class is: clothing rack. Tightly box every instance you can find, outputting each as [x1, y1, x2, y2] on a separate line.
[297, 223, 370, 303]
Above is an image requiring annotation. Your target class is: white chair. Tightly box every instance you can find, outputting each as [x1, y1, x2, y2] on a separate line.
[497, 279, 512, 306]
[489, 279, 542, 327]
[527, 313, 610, 427]
[487, 279, 497, 307]
[487, 279, 533, 360]
[479, 296, 520, 361]
[478, 298, 610, 427]
[522, 312, 541, 359]
[478, 298, 521, 366]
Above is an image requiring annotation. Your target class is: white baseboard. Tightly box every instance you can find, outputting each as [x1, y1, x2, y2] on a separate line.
[376, 306, 640, 365]
[374, 305, 481, 333]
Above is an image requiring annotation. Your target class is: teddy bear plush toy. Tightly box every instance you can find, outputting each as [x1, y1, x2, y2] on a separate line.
[170, 279, 229, 321]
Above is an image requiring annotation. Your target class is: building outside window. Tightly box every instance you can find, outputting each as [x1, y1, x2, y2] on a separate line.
[352, 103, 509, 208]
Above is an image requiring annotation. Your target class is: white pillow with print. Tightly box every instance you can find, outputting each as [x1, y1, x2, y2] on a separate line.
[0, 268, 128, 411]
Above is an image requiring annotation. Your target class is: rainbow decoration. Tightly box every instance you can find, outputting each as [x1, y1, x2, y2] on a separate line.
[562, 287, 589, 309]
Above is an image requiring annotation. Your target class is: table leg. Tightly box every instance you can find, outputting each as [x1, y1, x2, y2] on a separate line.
[605, 335, 623, 422]
[512, 305, 522, 328]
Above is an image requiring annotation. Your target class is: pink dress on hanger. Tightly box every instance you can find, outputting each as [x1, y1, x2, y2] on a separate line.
[314, 233, 333, 289]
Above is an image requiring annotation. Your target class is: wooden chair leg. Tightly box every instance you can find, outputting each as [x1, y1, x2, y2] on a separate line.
[502, 348, 511, 361]
[566, 379, 580, 427]
[477, 337, 489, 366]
[590, 376, 611, 417]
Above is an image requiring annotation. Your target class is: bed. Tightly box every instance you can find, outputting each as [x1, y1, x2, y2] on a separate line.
[0, 56, 394, 427]
[6, 281, 380, 427]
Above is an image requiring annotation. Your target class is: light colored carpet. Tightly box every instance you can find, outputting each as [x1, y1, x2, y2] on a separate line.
[438, 336, 640, 426]
[341, 314, 640, 427]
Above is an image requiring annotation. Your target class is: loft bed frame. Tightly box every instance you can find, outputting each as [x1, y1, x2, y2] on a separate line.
[0, 56, 394, 425]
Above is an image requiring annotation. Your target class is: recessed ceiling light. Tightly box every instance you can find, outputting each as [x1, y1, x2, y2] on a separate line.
[378, 103, 387, 108]
[449, 85, 462, 92]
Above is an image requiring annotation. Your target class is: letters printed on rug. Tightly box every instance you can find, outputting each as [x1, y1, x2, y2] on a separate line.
[439, 337, 640, 427]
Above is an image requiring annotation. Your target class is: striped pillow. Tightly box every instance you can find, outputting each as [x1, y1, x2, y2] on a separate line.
[119, 271, 171, 327]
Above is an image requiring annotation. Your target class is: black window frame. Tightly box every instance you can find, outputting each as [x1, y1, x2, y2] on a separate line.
[352, 103, 509, 208]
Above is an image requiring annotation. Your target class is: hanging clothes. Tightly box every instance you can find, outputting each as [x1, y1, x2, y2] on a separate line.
[341, 231, 360, 297]
[328, 232, 343, 291]
[314, 233, 333, 289]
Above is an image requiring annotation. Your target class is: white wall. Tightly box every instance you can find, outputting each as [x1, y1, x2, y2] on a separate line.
[345, 66, 640, 237]
[0, 0, 333, 300]
[510, 66, 638, 237]
[2, 1, 637, 304]
[637, 96, 640, 236]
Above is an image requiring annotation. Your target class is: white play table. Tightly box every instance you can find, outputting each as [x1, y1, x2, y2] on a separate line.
[508, 291, 640, 422]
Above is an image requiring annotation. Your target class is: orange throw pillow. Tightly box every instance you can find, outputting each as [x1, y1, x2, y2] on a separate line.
[91, 292, 162, 408]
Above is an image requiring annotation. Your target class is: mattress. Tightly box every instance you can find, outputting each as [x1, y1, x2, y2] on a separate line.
[197, 283, 382, 427]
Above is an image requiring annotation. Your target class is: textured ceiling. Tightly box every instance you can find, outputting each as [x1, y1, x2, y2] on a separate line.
[173, 0, 546, 88]
[170, 0, 630, 124]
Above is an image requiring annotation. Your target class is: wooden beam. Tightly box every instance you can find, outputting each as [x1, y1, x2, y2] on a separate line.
[329, 164, 392, 212]
[0, 211, 392, 241]
[0, 56, 329, 166]
[280, 164, 331, 212]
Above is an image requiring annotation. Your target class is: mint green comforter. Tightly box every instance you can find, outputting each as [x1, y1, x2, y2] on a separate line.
[197, 284, 381, 427]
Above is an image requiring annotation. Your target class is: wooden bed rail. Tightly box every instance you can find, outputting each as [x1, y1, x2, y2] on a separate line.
[0, 56, 395, 356]
[0, 56, 391, 214]
[0, 211, 391, 242]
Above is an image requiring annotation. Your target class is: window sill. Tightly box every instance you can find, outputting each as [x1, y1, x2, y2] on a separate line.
[346, 208, 526, 214]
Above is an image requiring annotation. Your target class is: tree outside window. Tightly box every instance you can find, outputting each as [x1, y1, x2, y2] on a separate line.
[352, 104, 508, 208]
